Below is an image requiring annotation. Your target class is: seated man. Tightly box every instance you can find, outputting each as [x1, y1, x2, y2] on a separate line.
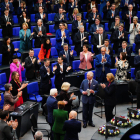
[59, 43, 74, 66]
[89, 17, 104, 35]
[91, 27, 108, 54]
[54, 8, 67, 31]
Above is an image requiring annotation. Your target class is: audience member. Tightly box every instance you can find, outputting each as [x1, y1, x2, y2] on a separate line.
[35, 6, 48, 27]
[135, 29, 140, 53]
[79, 44, 94, 70]
[89, 18, 104, 35]
[19, 23, 33, 52]
[2, 37, 18, 65]
[55, 22, 69, 54]
[46, 88, 58, 140]
[88, 7, 101, 29]
[52, 101, 68, 140]
[54, 56, 71, 91]
[95, 47, 111, 83]
[34, 131, 43, 140]
[100, 0, 107, 15]
[124, 4, 137, 31]
[112, 23, 128, 53]
[19, 11, 31, 29]
[115, 52, 129, 80]
[9, 55, 25, 83]
[4, 83, 22, 111]
[70, 8, 79, 21]
[80, 71, 98, 128]
[91, 27, 108, 54]
[38, 38, 52, 60]
[0, 110, 18, 139]
[134, 49, 140, 75]
[103, 1, 111, 20]
[1, 9, 13, 38]
[74, 26, 88, 56]
[100, 73, 117, 122]
[60, 82, 76, 114]
[54, 8, 67, 30]
[129, 16, 140, 44]
[17, 1, 27, 18]
[34, 0, 47, 13]
[1, 0, 13, 16]
[59, 43, 74, 66]
[63, 111, 81, 140]
[55, 0, 66, 13]
[25, 49, 41, 81]
[33, 19, 46, 48]
[10, 71, 27, 106]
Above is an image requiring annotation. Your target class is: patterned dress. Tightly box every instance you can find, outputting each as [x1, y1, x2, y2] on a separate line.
[115, 60, 129, 80]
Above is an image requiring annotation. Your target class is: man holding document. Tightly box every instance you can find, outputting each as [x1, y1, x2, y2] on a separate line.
[80, 71, 98, 128]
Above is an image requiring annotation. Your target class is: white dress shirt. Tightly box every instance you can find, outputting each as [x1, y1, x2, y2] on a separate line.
[44, 65, 50, 75]
[40, 13, 43, 19]
[59, 63, 63, 73]
[61, 30, 66, 46]
[97, 34, 103, 48]
[85, 53, 88, 61]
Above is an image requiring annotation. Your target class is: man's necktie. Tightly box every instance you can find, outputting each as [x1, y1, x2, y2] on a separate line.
[66, 51, 69, 64]
[89, 80, 91, 88]
[102, 56, 105, 72]
[100, 35, 103, 45]
[81, 33, 83, 47]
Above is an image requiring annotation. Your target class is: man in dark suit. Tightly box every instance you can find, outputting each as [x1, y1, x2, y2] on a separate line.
[54, 56, 72, 91]
[89, 17, 104, 35]
[54, 8, 67, 30]
[63, 111, 81, 140]
[135, 29, 140, 53]
[107, 3, 119, 29]
[33, 19, 46, 48]
[24, 49, 41, 81]
[34, 0, 47, 13]
[80, 71, 98, 128]
[91, 27, 108, 54]
[95, 47, 111, 83]
[134, 49, 140, 75]
[59, 43, 74, 66]
[74, 25, 89, 56]
[72, 13, 86, 41]
[112, 23, 128, 53]
[124, 4, 137, 31]
[1, 9, 13, 38]
[1, 0, 13, 16]
[0, 110, 18, 140]
[35, 6, 48, 27]
[88, 7, 101, 29]
[46, 88, 58, 140]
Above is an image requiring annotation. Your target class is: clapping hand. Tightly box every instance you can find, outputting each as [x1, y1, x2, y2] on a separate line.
[67, 66, 71, 71]
[100, 83, 106, 88]
[91, 53, 95, 57]
[43, 14, 46, 19]
[63, 54, 66, 57]
[60, 67, 63, 72]
[16, 63, 19, 68]
[115, 57, 118, 62]
[70, 93, 74, 97]
[70, 50, 73, 56]
[22, 62, 25, 67]
[37, 59, 41, 64]
[3, 104, 11, 111]
[31, 32, 34, 36]
[81, 37, 86, 41]
[63, 100, 68, 104]
[53, 65, 57, 72]
[17, 91, 22, 97]
[14, 48, 19, 51]
[47, 67, 50, 74]
[32, 58, 36, 64]
[63, 32, 65, 37]
[90, 89, 94, 94]
[12, 119, 18, 130]
[82, 91, 88, 95]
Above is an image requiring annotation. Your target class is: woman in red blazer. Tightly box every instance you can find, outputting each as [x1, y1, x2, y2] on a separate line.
[79, 44, 94, 70]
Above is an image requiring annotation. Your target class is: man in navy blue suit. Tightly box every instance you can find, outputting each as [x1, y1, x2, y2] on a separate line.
[1, 0, 13, 16]
[46, 88, 58, 140]
[134, 49, 140, 75]
[63, 111, 81, 140]
[35, 6, 48, 27]
[95, 47, 111, 83]
[89, 17, 104, 35]
[59, 43, 74, 66]
[80, 71, 98, 128]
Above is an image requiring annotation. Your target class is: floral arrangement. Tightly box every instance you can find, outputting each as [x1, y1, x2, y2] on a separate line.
[127, 109, 140, 119]
[110, 116, 132, 127]
[98, 125, 120, 136]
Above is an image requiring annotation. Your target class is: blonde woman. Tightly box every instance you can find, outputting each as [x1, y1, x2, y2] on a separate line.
[71, 8, 79, 21]
[59, 82, 76, 114]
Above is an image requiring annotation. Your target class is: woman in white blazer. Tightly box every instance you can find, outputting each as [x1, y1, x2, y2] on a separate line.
[129, 16, 140, 44]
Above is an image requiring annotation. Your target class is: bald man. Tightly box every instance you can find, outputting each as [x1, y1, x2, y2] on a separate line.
[63, 111, 81, 140]
[95, 47, 111, 83]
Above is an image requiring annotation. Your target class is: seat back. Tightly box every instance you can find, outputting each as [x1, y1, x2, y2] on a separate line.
[13, 27, 20, 36]
[0, 29, 2, 37]
[51, 76, 55, 88]
[93, 59, 96, 69]
[12, 41, 20, 49]
[86, 23, 89, 31]
[69, 36, 73, 45]
[13, 15, 18, 24]
[71, 46, 77, 56]
[27, 82, 39, 96]
[68, 24, 72, 32]
[82, 4, 86, 12]
[105, 23, 109, 31]
[66, 13, 69, 20]
[49, 24, 55, 33]
[48, 13, 56, 21]
[31, 26, 36, 33]
[51, 47, 58, 58]
[0, 73, 7, 88]
[83, 12, 87, 20]
[72, 60, 80, 71]
[0, 93, 4, 109]
[110, 69, 117, 76]
[131, 68, 135, 79]
[32, 39, 35, 48]
[132, 43, 136, 53]
[21, 68, 26, 81]
[137, 11, 140, 19]
[0, 54, 2, 66]
[30, 14, 35, 22]
[50, 38, 56, 47]
[33, 48, 41, 59]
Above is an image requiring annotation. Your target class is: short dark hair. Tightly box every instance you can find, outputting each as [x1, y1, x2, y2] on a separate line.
[104, 39, 110, 43]
[83, 44, 89, 49]
[60, 22, 65, 26]
[4, 83, 12, 91]
[3, 36, 10, 45]
[39, 6, 44, 9]
[95, 17, 100, 22]
[120, 52, 127, 60]
[59, 7, 63, 10]
[115, 16, 120, 19]
[58, 56, 63, 60]
[29, 49, 34, 52]
[58, 101, 65, 109]
[44, 58, 50, 62]
[0, 110, 9, 120]
[63, 43, 68, 47]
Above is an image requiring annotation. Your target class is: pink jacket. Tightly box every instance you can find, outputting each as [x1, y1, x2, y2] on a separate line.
[9, 62, 24, 83]
[79, 51, 93, 70]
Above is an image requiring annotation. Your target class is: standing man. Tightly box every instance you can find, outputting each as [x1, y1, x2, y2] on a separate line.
[33, 19, 46, 48]
[134, 49, 140, 75]
[63, 111, 81, 140]
[80, 71, 98, 128]
[34, 0, 47, 13]
[25, 49, 41, 81]
[95, 47, 111, 83]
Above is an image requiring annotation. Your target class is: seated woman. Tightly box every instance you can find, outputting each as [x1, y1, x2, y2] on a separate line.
[59, 82, 76, 114]
[52, 101, 68, 140]
[9, 55, 25, 83]
[79, 44, 94, 70]
[115, 52, 129, 80]
[70, 8, 79, 21]
[17, 1, 27, 18]
[55, 0, 66, 13]
[19, 23, 33, 53]
[2, 36, 18, 65]
[19, 11, 31, 29]
[4, 83, 22, 112]
[38, 38, 52, 60]
[10, 72, 28, 105]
